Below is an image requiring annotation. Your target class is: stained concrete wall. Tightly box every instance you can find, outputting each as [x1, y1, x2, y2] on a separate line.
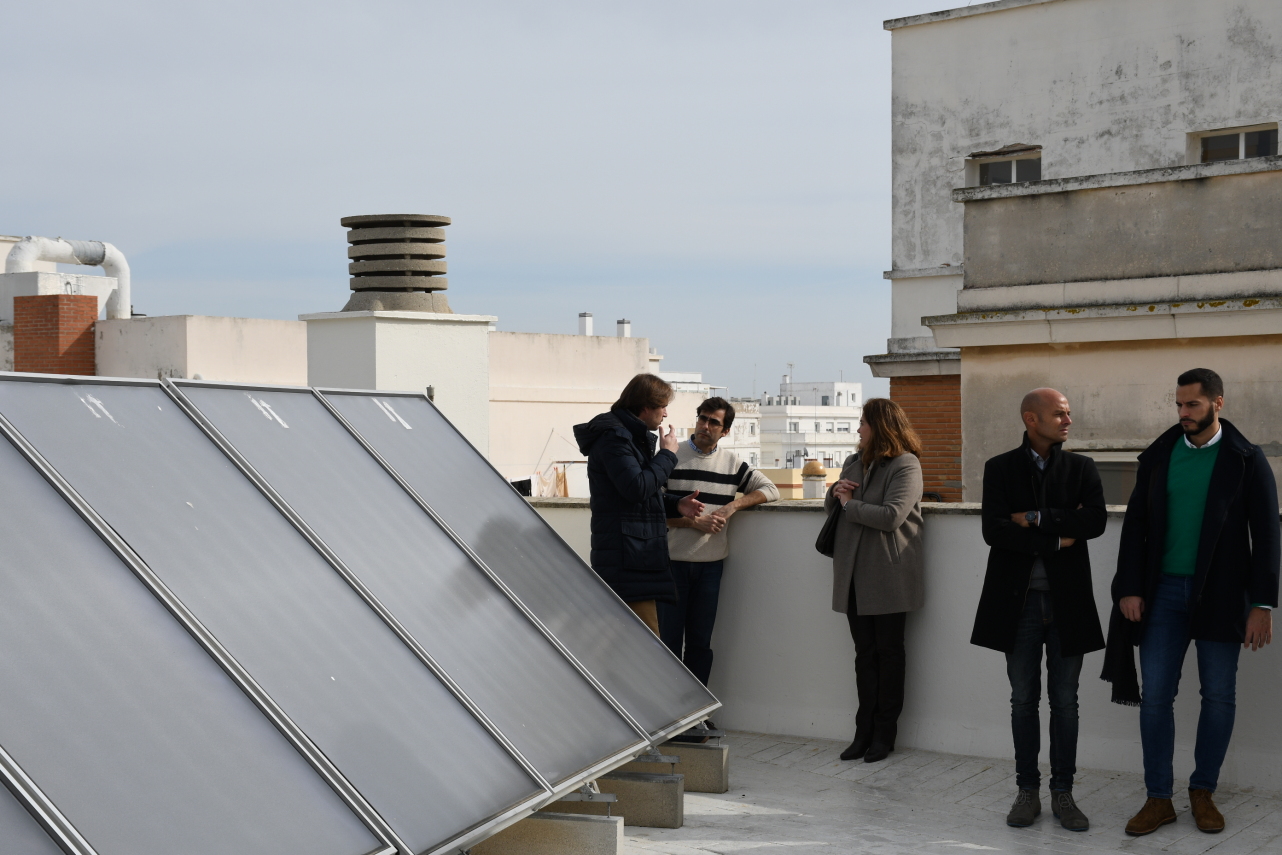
[96, 315, 308, 384]
[963, 165, 1282, 289]
[958, 336, 1282, 500]
[889, 0, 1282, 273]
[533, 499, 1282, 794]
[488, 332, 653, 480]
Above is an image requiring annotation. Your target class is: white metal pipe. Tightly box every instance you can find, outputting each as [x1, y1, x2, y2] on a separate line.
[4, 236, 131, 319]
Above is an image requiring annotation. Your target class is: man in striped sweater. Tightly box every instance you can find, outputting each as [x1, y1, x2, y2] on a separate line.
[661, 396, 780, 694]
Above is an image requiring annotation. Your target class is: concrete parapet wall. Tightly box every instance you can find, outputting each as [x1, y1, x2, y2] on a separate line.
[962, 165, 1282, 290]
[531, 499, 1282, 795]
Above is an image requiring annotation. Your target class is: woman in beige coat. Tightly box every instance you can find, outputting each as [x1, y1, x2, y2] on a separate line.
[825, 398, 925, 764]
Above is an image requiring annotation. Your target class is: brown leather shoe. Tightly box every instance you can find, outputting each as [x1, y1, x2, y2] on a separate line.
[1189, 789, 1225, 833]
[1125, 797, 1176, 836]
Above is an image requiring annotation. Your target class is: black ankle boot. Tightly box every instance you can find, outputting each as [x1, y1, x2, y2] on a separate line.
[863, 741, 892, 763]
[840, 733, 872, 761]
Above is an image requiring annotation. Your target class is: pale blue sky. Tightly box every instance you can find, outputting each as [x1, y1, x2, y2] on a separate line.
[3, 0, 943, 398]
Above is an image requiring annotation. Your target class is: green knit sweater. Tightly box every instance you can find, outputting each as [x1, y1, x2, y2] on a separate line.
[1161, 437, 1221, 576]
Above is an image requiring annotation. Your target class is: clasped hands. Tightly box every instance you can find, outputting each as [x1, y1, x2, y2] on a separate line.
[1010, 508, 1077, 548]
[688, 500, 738, 534]
[833, 478, 859, 505]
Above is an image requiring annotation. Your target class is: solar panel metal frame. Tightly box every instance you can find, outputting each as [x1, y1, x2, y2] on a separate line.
[0, 374, 404, 855]
[0, 743, 95, 855]
[313, 385, 721, 745]
[163, 379, 650, 803]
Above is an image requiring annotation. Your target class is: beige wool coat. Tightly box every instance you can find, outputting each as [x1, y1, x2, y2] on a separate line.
[824, 451, 926, 615]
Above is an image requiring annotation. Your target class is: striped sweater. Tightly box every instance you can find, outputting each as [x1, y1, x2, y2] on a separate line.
[665, 440, 780, 562]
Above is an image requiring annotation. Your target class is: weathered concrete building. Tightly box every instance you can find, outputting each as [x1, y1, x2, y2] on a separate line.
[865, 0, 1282, 502]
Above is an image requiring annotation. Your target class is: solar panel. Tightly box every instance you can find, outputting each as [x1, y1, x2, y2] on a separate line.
[0, 419, 385, 855]
[0, 378, 541, 855]
[0, 785, 64, 855]
[318, 390, 719, 739]
[173, 382, 647, 786]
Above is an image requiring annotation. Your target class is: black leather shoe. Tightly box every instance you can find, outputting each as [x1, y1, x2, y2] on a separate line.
[863, 741, 892, 763]
[840, 733, 872, 761]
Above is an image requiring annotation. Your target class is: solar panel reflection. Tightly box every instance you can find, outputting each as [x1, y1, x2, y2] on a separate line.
[0, 378, 540, 855]
[0, 421, 384, 855]
[175, 383, 648, 786]
[319, 390, 719, 739]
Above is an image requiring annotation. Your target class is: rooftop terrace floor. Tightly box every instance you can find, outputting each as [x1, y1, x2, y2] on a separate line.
[624, 732, 1282, 855]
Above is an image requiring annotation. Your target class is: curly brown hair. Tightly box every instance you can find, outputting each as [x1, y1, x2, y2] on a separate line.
[859, 397, 923, 469]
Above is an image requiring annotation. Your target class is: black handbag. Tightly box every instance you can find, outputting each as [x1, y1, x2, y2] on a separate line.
[815, 502, 841, 557]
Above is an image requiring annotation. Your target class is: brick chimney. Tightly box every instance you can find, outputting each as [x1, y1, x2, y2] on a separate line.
[13, 295, 97, 375]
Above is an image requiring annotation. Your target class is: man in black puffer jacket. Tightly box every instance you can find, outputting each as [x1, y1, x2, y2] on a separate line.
[574, 374, 704, 634]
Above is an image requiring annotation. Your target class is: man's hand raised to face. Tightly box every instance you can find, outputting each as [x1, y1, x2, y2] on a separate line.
[659, 424, 680, 453]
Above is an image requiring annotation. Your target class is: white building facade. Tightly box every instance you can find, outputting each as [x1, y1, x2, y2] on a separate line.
[759, 378, 863, 469]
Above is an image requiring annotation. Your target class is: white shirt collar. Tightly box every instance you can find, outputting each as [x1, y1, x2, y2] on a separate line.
[1183, 424, 1223, 449]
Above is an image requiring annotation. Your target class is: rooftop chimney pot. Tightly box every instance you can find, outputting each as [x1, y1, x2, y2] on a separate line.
[578, 313, 593, 336]
[339, 214, 452, 313]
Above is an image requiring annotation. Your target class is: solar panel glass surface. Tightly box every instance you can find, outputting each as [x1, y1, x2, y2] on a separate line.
[177, 383, 645, 785]
[0, 427, 383, 855]
[0, 379, 540, 854]
[0, 785, 64, 855]
[320, 391, 718, 737]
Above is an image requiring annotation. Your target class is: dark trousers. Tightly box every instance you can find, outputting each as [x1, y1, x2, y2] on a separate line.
[846, 585, 907, 746]
[657, 559, 723, 686]
[1005, 590, 1083, 792]
[1139, 573, 1240, 798]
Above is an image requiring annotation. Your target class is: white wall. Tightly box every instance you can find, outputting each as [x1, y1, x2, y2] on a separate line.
[488, 331, 654, 480]
[96, 315, 307, 384]
[533, 500, 1282, 793]
[303, 310, 493, 456]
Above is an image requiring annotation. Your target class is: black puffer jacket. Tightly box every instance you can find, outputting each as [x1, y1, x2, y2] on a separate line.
[574, 408, 681, 603]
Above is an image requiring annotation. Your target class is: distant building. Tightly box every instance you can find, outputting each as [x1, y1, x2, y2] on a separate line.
[864, 0, 1282, 503]
[759, 377, 862, 469]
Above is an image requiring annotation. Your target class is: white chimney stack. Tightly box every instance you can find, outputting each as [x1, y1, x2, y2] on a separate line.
[578, 312, 593, 336]
[616, 319, 631, 338]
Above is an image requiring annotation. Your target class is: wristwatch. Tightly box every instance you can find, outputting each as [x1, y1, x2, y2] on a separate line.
[1025, 511, 1038, 525]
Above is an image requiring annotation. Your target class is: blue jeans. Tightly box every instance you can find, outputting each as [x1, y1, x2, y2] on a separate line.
[1006, 591, 1083, 792]
[1139, 574, 1241, 798]
[657, 560, 723, 686]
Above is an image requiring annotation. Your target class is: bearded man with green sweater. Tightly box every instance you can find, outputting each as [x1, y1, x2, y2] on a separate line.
[1109, 368, 1279, 837]
[660, 397, 779, 696]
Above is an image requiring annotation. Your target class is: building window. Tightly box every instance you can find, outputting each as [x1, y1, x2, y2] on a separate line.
[837, 422, 851, 432]
[979, 157, 1041, 185]
[821, 395, 830, 406]
[749, 424, 756, 435]
[789, 421, 799, 433]
[1201, 127, 1278, 162]
[813, 422, 821, 432]
[825, 422, 835, 433]
[749, 452, 758, 466]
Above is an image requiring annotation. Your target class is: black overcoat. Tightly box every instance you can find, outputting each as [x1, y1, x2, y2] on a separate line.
[971, 434, 1108, 656]
[573, 407, 681, 603]
[1112, 419, 1280, 642]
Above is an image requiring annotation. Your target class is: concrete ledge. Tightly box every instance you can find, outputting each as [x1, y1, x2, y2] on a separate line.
[952, 154, 1282, 202]
[956, 269, 1282, 313]
[472, 811, 621, 855]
